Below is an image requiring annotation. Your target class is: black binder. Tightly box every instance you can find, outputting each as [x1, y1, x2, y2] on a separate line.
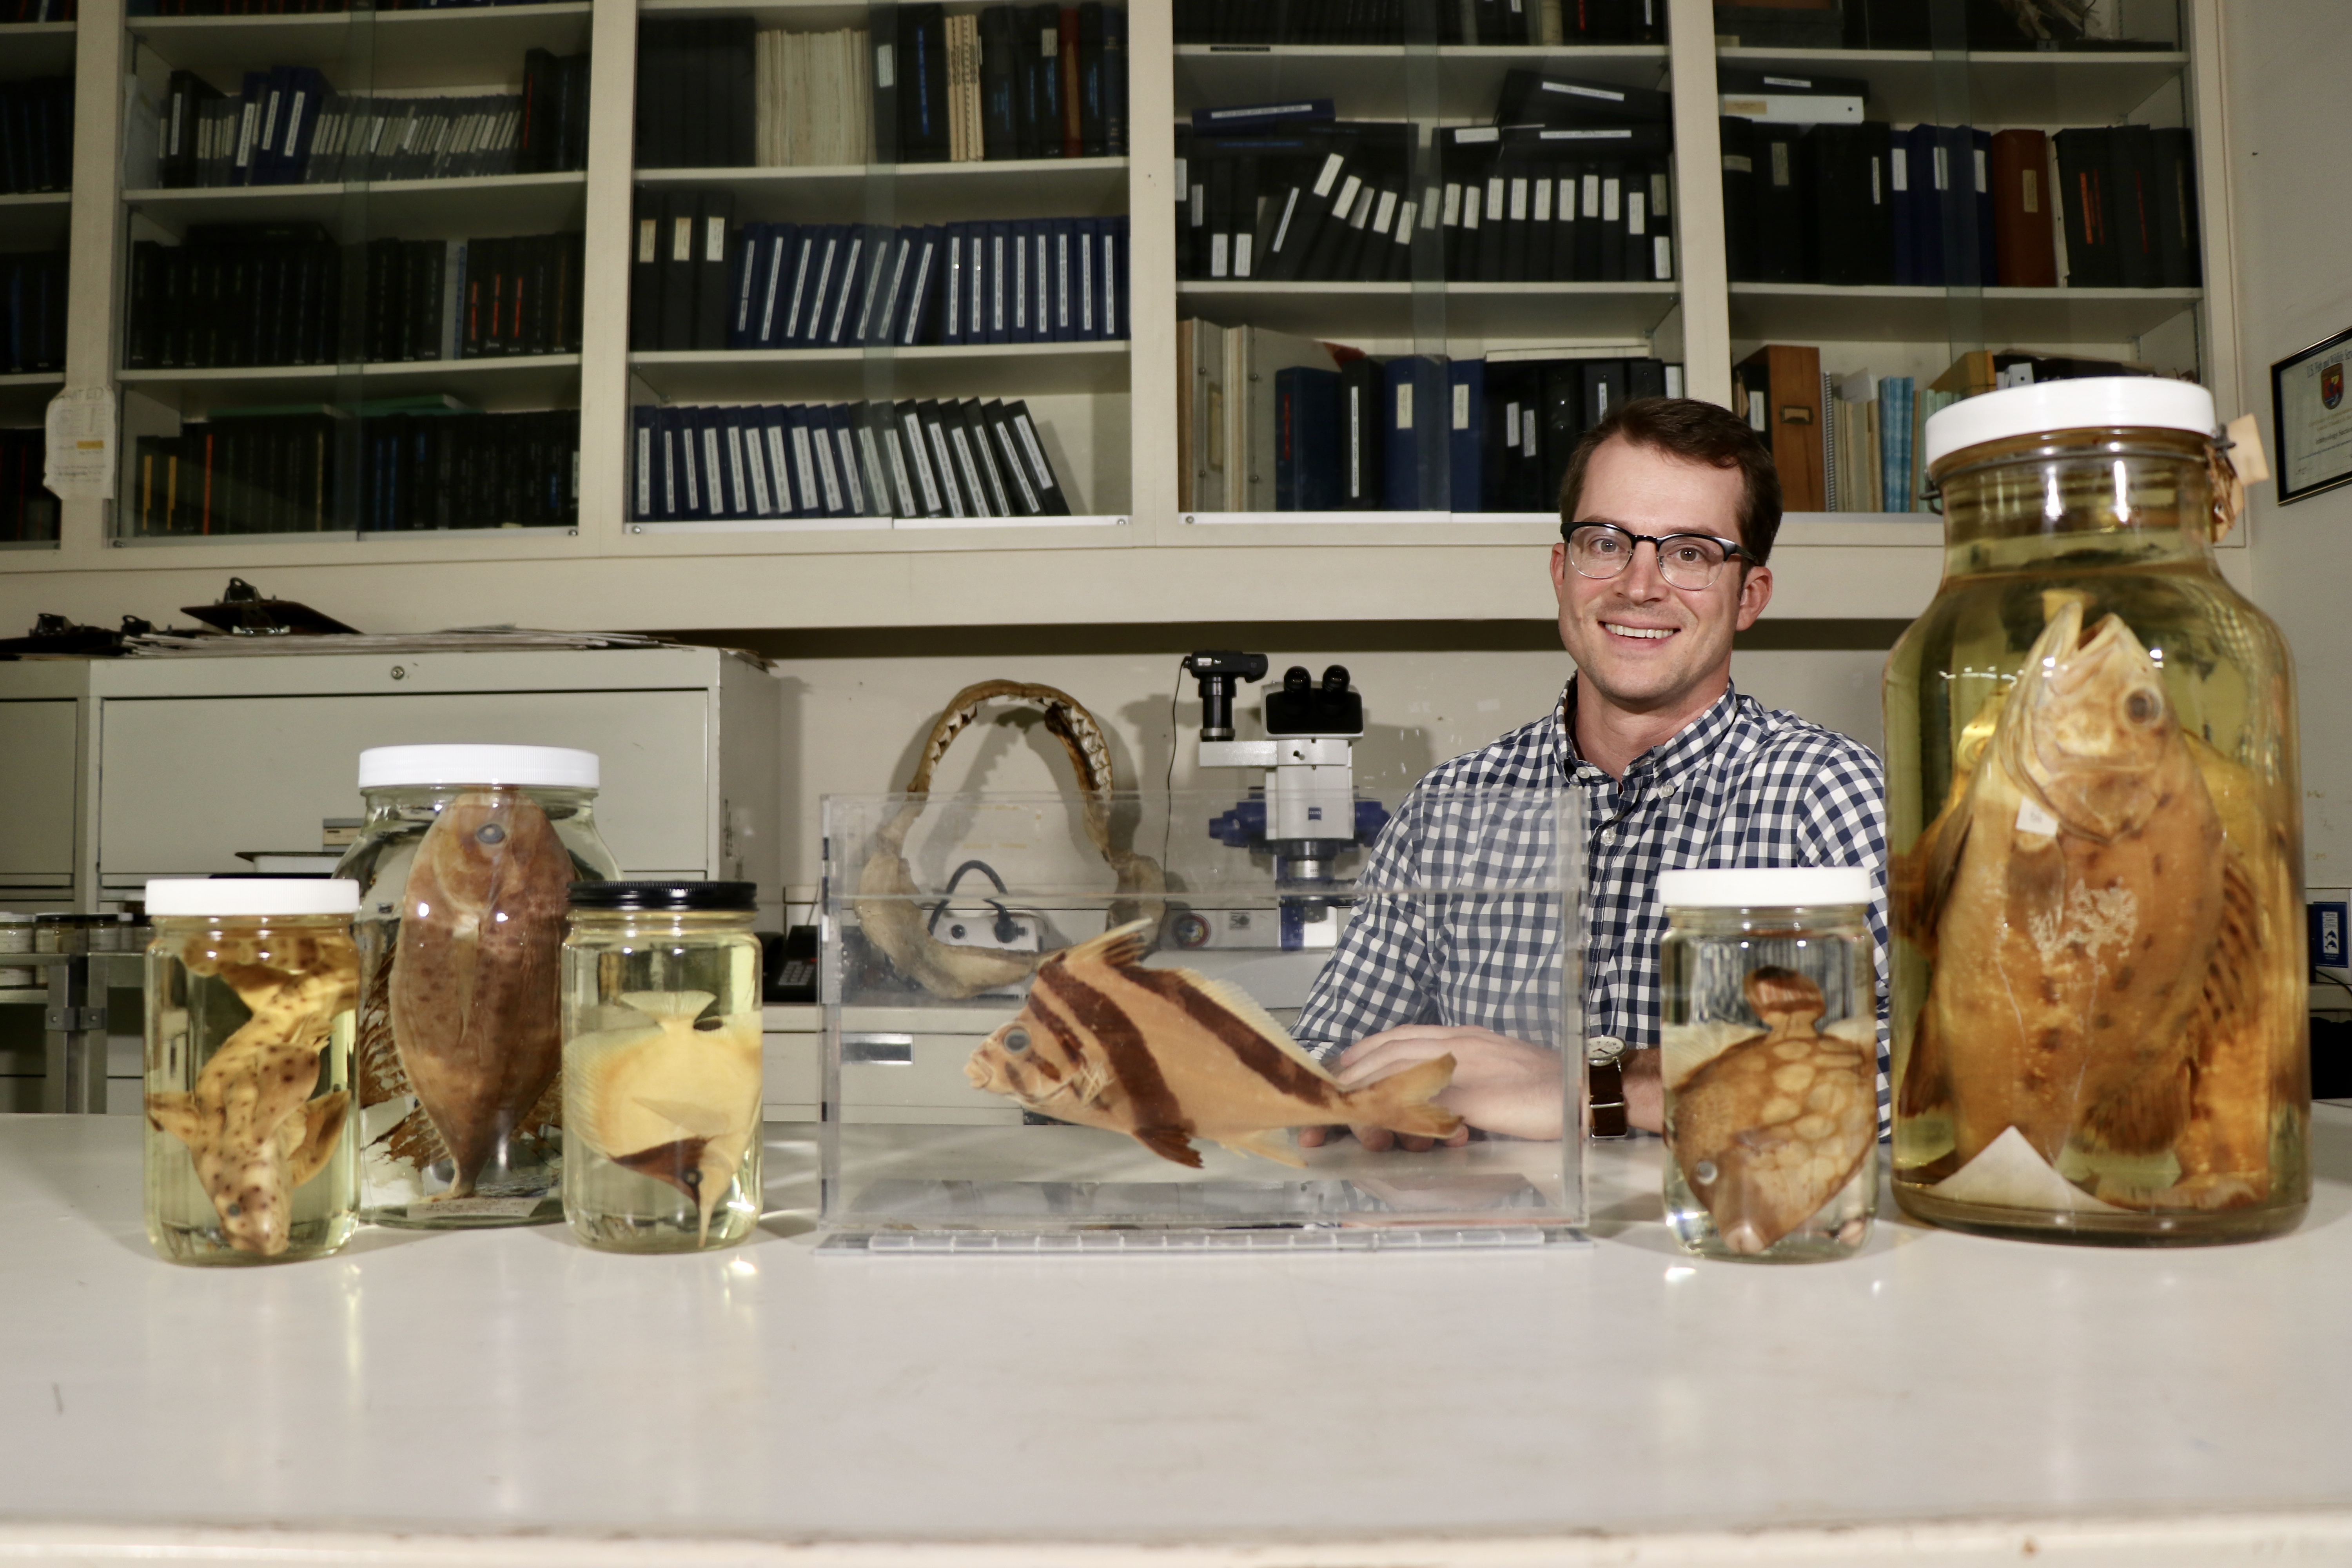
[1752, 123, 1808, 283]
[2150, 126, 2200, 287]
[693, 190, 734, 350]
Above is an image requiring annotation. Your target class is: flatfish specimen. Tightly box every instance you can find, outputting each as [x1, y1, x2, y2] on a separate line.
[389, 788, 573, 1198]
[147, 940, 355, 1257]
[965, 921, 1461, 1169]
[1670, 968, 1877, 1255]
[566, 991, 763, 1243]
[1896, 599, 2275, 1208]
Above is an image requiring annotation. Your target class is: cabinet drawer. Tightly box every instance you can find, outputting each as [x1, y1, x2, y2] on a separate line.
[99, 690, 709, 877]
[0, 702, 76, 878]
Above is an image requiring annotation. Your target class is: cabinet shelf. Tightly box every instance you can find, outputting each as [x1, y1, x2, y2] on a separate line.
[0, 190, 71, 249]
[1180, 280, 1678, 340]
[635, 158, 1131, 223]
[1175, 43, 1668, 119]
[1714, 46, 2187, 125]
[120, 355, 583, 409]
[128, 4, 593, 84]
[0, 20, 74, 75]
[123, 172, 588, 237]
[629, 342, 1129, 400]
[1730, 283, 2203, 344]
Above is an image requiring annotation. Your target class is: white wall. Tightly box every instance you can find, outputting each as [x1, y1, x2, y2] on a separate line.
[2225, 2, 2352, 887]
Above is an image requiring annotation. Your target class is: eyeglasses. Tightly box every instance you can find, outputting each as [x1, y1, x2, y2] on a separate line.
[1563, 523, 1747, 591]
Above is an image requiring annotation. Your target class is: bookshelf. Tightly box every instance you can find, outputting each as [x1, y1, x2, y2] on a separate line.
[0, 15, 74, 546]
[0, 0, 2245, 633]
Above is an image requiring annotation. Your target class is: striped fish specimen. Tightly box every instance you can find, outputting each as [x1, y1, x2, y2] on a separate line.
[389, 788, 573, 1198]
[1896, 598, 2283, 1209]
[965, 921, 1461, 1168]
[1670, 968, 1876, 1255]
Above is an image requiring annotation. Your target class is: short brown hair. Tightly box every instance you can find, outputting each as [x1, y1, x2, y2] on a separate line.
[1556, 396, 1783, 568]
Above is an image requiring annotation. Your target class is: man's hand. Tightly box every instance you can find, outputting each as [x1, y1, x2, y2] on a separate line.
[1296, 1025, 1566, 1152]
[1623, 1046, 1663, 1135]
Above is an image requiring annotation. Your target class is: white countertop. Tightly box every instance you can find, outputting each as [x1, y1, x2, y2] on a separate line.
[4, 1112, 2352, 1567]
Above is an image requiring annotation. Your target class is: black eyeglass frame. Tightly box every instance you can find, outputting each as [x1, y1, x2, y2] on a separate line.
[1558, 522, 1751, 588]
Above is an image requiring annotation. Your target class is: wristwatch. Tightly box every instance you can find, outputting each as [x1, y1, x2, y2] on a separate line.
[1586, 1035, 1630, 1140]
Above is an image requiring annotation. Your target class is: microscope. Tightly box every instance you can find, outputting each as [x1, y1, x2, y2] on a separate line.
[1179, 652, 1390, 951]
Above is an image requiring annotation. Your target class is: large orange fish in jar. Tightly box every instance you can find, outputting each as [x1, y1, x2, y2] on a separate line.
[1896, 596, 2293, 1210]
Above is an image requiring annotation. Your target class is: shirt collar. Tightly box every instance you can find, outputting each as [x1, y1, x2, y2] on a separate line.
[1554, 675, 1744, 788]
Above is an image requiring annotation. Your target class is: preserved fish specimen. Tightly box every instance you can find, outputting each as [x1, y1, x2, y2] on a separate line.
[1897, 596, 2287, 1210]
[566, 990, 762, 1245]
[147, 933, 355, 1257]
[1670, 968, 1876, 1254]
[965, 920, 1459, 1167]
[385, 788, 572, 1197]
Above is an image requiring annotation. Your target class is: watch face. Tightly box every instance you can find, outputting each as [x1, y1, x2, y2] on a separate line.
[1586, 1034, 1627, 1068]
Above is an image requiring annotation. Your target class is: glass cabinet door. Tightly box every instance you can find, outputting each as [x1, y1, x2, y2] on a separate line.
[115, 0, 592, 539]
[1714, 0, 2198, 517]
[1170, 2, 1682, 521]
[623, 0, 1132, 536]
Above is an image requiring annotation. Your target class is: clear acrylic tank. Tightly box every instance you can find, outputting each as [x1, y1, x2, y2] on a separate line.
[819, 787, 1584, 1243]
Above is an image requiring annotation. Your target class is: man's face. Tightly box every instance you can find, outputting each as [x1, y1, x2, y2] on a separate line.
[1550, 436, 1773, 715]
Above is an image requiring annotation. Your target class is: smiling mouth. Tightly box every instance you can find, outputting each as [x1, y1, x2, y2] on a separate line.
[1601, 622, 1678, 641]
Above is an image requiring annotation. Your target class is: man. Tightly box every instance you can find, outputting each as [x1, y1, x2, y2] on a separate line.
[1295, 396, 1889, 1145]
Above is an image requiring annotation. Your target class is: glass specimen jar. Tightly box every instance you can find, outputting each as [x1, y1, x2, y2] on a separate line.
[561, 882, 764, 1252]
[1659, 867, 1878, 1262]
[336, 744, 621, 1228]
[1885, 378, 2308, 1244]
[144, 878, 360, 1265]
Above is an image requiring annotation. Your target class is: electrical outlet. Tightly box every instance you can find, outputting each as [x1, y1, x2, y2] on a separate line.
[2310, 901, 2348, 967]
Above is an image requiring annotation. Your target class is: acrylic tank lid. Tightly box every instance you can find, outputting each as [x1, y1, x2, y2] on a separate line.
[356, 744, 600, 790]
[146, 878, 360, 917]
[1923, 376, 2218, 470]
[1656, 866, 1871, 909]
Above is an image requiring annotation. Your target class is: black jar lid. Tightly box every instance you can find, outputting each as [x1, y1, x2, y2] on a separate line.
[569, 880, 758, 912]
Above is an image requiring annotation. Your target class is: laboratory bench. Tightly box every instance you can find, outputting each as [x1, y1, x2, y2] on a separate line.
[1, 1111, 2350, 1568]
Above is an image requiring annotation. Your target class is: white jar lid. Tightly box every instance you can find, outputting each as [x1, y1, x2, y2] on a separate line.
[146, 878, 361, 917]
[357, 744, 600, 790]
[1657, 866, 1873, 909]
[1923, 377, 2216, 471]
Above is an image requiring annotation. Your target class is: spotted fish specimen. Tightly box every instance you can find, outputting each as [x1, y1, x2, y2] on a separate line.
[1670, 968, 1877, 1255]
[1896, 598, 2282, 1209]
[965, 921, 1461, 1168]
[388, 788, 574, 1198]
[147, 937, 356, 1257]
[566, 991, 762, 1243]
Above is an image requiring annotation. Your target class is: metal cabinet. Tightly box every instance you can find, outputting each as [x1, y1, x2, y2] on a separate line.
[0, 644, 781, 1112]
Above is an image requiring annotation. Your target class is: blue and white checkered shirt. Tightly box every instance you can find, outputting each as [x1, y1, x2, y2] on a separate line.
[1298, 677, 1891, 1125]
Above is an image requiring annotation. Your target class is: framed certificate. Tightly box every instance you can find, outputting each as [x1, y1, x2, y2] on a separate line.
[2272, 325, 2352, 505]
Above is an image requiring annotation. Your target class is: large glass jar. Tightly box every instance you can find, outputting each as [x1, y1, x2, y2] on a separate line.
[1885, 379, 2308, 1244]
[561, 882, 763, 1252]
[1658, 868, 1879, 1262]
[336, 745, 621, 1228]
[144, 878, 360, 1265]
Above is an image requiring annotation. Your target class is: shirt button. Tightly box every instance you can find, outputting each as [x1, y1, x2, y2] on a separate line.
[1601, 829, 1617, 844]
